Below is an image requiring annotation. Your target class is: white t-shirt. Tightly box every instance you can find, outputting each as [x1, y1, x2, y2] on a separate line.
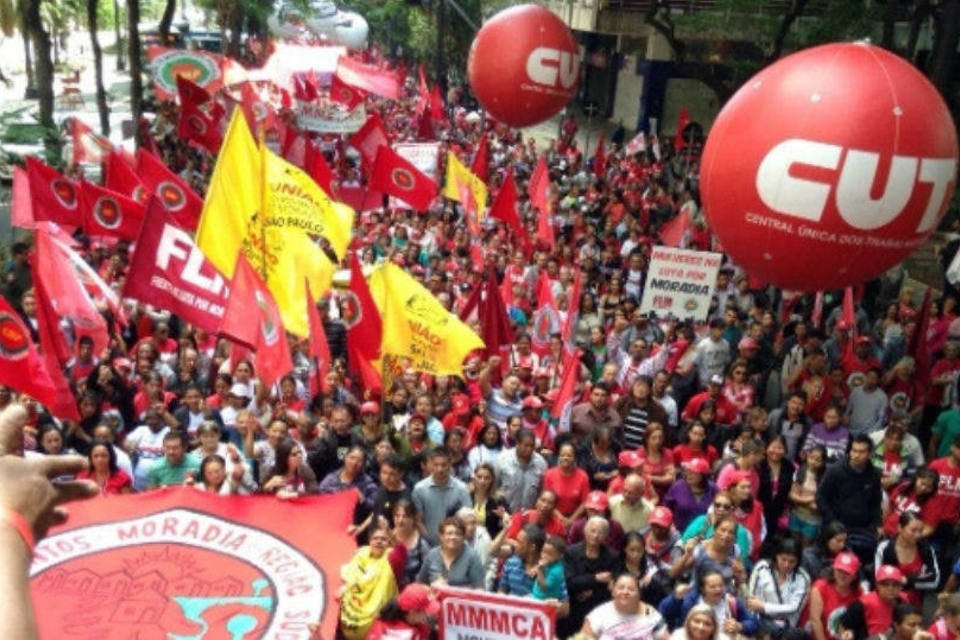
[586, 601, 667, 640]
[125, 425, 169, 490]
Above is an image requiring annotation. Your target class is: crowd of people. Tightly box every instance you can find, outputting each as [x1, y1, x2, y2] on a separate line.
[4, 47, 960, 640]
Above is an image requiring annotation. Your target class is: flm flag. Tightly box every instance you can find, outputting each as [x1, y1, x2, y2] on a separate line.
[136, 149, 205, 230]
[335, 55, 401, 100]
[29, 487, 357, 640]
[79, 180, 147, 241]
[349, 113, 389, 169]
[104, 150, 148, 203]
[69, 117, 113, 165]
[123, 198, 230, 335]
[443, 152, 488, 212]
[457, 268, 514, 359]
[551, 349, 581, 433]
[329, 73, 365, 110]
[345, 253, 383, 394]
[487, 170, 525, 242]
[196, 110, 336, 337]
[471, 132, 489, 183]
[178, 99, 223, 154]
[366, 263, 485, 376]
[30, 276, 81, 420]
[25, 157, 82, 228]
[0, 295, 64, 417]
[219, 254, 293, 389]
[369, 145, 438, 212]
[529, 155, 553, 248]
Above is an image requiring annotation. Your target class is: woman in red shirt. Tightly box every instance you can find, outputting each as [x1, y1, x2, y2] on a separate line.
[807, 551, 862, 640]
[76, 440, 133, 495]
[638, 422, 676, 500]
[673, 421, 719, 469]
[543, 442, 590, 526]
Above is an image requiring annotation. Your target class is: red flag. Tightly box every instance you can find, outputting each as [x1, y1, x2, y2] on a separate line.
[529, 156, 553, 248]
[0, 295, 66, 416]
[908, 287, 932, 388]
[561, 270, 582, 354]
[369, 145, 438, 211]
[349, 113, 389, 169]
[30, 277, 80, 420]
[674, 106, 691, 151]
[345, 253, 383, 393]
[305, 140, 335, 196]
[176, 74, 213, 106]
[104, 150, 148, 203]
[178, 100, 223, 154]
[306, 283, 331, 394]
[25, 157, 82, 228]
[136, 149, 205, 230]
[429, 84, 444, 122]
[69, 117, 112, 165]
[551, 349, 581, 433]
[335, 55, 401, 100]
[79, 180, 146, 241]
[123, 199, 229, 335]
[219, 255, 293, 389]
[659, 212, 692, 247]
[418, 64, 429, 97]
[11, 165, 34, 229]
[471, 132, 489, 183]
[531, 272, 560, 356]
[841, 286, 856, 334]
[488, 170, 523, 236]
[458, 269, 514, 359]
[239, 81, 277, 134]
[625, 130, 646, 155]
[337, 186, 384, 213]
[416, 107, 435, 141]
[812, 291, 825, 329]
[593, 134, 606, 178]
[138, 116, 159, 156]
[329, 74, 364, 110]
[292, 72, 318, 102]
[280, 125, 307, 168]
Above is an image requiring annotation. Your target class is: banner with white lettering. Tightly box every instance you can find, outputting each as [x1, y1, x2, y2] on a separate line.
[437, 587, 555, 640]
[30, 487, 357, 639]
[639, 246, 722, 321]
[297, 103, 367, 134]
[123, 198, 230, 334]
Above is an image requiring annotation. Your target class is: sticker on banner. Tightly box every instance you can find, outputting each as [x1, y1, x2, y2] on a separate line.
[93, 196, 122, 229]
[52, 179, 78, 210]
[0, 313, 30, 360]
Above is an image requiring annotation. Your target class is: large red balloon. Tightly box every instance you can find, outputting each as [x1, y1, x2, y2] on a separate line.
[701, 42, 958, 291]
[468, 4, 580, 128]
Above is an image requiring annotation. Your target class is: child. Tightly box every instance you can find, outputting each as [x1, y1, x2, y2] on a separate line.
[532, 535, 568, 603]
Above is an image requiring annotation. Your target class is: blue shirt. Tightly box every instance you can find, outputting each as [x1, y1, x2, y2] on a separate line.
[531, 560, 567, 601]
[500, 555, 535, 596]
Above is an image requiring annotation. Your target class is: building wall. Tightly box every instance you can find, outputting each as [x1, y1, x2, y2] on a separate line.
[663, 78, 721, 133]
[612, 54, 644, 128]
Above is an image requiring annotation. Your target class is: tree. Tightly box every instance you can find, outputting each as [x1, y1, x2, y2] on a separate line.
[87, 0, 109, 136]
[22, 0, 53, 127]
[128, 0, 143, 138]
[158, 0, 174, 45]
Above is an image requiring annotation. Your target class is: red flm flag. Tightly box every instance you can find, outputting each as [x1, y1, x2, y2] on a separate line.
[238, 81, 277, 134]
[674, 106, 691, 151]
[292, 72, 318, 102]
[305, 141, 335, 196]
[551, 349, 581, 433]
[69, 117, 112, 165]
[346, 254, 382, 394]
[593, 133, 606, 178]
[529, 156, 554, 248]
[350, 113, 389, 170]
[0, 295, 67, 418]
[335, 55, 401, 100]
[488, 170, 524, 238]
[471, 132, 489, 183]
[10, 166, 33, 229]
[219, 255, 293, 389]
[369, 145, 438, 211]
[30, 277, 80, 421]
[25, 157, 82, 228]
[329, 74, 364, 110]
[306, 282, 331, 397]
[136, 149, 205, 230]
[178, 100, 223, 154]
[79, 180, 146, 241]
[531, 272, 560, 356]
[429, 84, 445, 122]
[659, 212, 692, 248]
[104, 150, 147, 203]
[280, 125, 307, 168]
[176, 75, 225, 124]
[560, 270, 582, 355]
[416, 107, 435, 141]
[458, 269, 514, 360]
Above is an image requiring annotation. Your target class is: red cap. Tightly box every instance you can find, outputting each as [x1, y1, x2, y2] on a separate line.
[720, 470, 753, 491]
[618, 450, 642, 468]
[397, 583, 441, 616]
[584, 490, 609, 511]
[833, 551, 861, 574]
[875, 564, 906, 584]
[855, 335, 872, 345]
[360, 401, 380, 415]
[533, 367, 551, 378]
[522, 396, 543, 410]
[648, 505, 674, 528]
[683, 458, 711, 475]
[450, 393, 470, 416]
[738, 337, 760, 351]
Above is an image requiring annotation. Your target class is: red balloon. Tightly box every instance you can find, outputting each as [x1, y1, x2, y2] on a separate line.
[468, 4, 580, 128]
[701, 42, 958, 291]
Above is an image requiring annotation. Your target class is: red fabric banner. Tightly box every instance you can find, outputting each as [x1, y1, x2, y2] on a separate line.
[25, 157, 82, 228]
[104, 150, 147, 203]
[329, 74, 365, 110]
[123, 198, 230, 335]
[79, 180, 147, 241]
[369, 145, 438, 211]
[30, 487, 357, 639]
[335, 55, 401, 100]
[0, 295, 62, 416]
[349, 113, 389, 170]
[136, 149, 205, 231]
[178, 100, 224, 154]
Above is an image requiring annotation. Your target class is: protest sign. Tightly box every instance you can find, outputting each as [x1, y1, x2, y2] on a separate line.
[639, 247, 722, 321]
[437, 587, 556, 640]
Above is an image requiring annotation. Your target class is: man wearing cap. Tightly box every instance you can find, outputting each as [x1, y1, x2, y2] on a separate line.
[220, 383, 252, 436]
[839, 565, 909, 638]
[808, 551, 862, 640]
[845, 368, 888, 436]
[609, 473, 656, 533]
[681, 375, 739, 427]
[411, 449, 472, 546]
[566, 490, 627, 551]
[570, 382, 622, 445]
[366, 583, 439, 639]
[843, 336, 882, 379]
[663, 458, 718, 531]
[694, 319, 731, 390]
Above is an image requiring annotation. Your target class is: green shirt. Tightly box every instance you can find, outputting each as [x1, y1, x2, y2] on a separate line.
[148, 456, 201, 488]
[933, 407, 960, 458]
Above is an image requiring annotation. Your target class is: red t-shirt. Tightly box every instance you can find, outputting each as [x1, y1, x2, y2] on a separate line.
[506, 510, 566, 540]
[76, 469, 133, 495]
[672, 444, 719, 469]
[543, 467, 591, 517]
[929, 457, 960, 526]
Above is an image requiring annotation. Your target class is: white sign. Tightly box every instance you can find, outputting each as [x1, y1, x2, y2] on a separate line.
[640, 246, 722, 321]
[297, 103, 366, 134]
[438, 587, 554, 640]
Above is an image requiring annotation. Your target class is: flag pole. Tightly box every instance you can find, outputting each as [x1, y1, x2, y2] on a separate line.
[258, 125, 268, 280]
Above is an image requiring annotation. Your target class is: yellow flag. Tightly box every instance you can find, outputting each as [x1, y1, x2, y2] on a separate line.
[443, 152, 488, 213]
[263, 148, 355, 260]
[196, 110, 334, 337]
[367, 263, 484, 376]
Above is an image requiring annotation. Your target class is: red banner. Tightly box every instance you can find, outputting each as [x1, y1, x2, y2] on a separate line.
[123, 199, 230, 334]
[335, 55, 401, 101]
[437, 587, 556, 640]
[30, 487, 357, 639]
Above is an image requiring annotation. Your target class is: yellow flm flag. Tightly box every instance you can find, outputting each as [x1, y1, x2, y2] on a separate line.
[195, 110, 335, 337]
[263, 147, 354, 260]
[443, 152, 488, 214]
[367, 263, 485, 376]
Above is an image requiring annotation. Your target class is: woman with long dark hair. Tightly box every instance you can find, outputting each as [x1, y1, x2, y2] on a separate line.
[262, 438, 318, 497]
[757, 435, 795, 535]
[875, 511, 940, 607]
[76, 439, 133, 495]
[745, 537, 811, 633]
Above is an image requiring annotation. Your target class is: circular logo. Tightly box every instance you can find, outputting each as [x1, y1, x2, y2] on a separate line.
[157, 181, 187, 212]
[338, 291, 363, 329]
[684, 298, 699, 312]
[255, 291, 279, 346]
[335, 87, 354, 103]
[0, 313, 29, 360]
[93, 196, 122, 230]
[132, 185, 149, 205]
[51, 178, 78, 210]
[30, 508, 326, 639]
[151, 50, 221, 96]
[187, 114, 208, 136]
[390, 167, 415, 191]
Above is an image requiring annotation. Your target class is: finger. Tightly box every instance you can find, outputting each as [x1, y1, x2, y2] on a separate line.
[35, 505, 70, 539]
[52, 479, 99, 504]
[34, 454, 89, 479]
[0, 404, 27, 456]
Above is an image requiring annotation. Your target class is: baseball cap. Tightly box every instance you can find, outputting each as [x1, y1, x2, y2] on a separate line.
[397, 583, 441, 616]
[875, 564, 906, 584]
[408, 412, 427, 424]
[709, 374, 724, 385]
[618, 450, 642, 468]
[228, 383, 250, 398]
[738, 337, 760, 351]
[855, 335, 872, 345]
[533, 367, 551, 378]
[360, 401, 380, 415]
[683, 458, 711, 475]
[450, 393, 471, 416]
[648, 505, 674, 528]
[833, 552, 861, 574]
[584, 490, 609, 511]
[522, 396, 543, 410]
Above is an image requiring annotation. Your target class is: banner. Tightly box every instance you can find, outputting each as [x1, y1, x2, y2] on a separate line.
[437, 587, 556, 640]
[30, 487, 357, 640]
[124, 199, 230, 335]
[297, 102, 366, 134]
[335, 55, 401, 100]
[639, 247, 722, 321]
[148, 46, 244, 101]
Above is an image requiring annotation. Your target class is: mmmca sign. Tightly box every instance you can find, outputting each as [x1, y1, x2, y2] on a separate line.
[437, 587, 556, 640]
